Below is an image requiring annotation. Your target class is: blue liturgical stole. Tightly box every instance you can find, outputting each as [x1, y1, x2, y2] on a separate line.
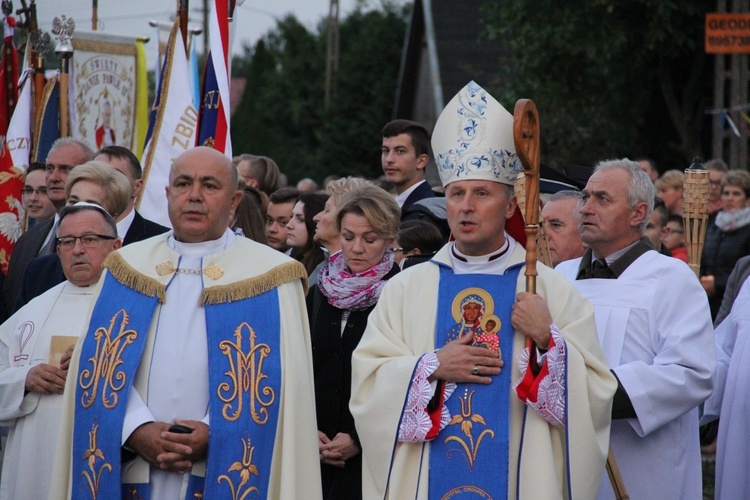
[72, 274, 159, 499]
[71, 272, 283, 499]
[428, 264, 522, 499]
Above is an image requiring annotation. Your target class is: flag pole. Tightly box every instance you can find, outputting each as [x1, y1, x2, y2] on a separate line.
[15, 1, 45, 133]
[1, 2, 18, 121]
[178, 0, 189, 52]
[52, 15, 74, 137]
[31, 31, 48, 129]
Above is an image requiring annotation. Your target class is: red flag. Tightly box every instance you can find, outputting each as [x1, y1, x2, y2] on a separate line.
[0, 14, 23, 272]
[0, 14, 18, 136]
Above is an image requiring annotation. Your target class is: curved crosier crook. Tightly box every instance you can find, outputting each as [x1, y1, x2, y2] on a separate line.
[513, 99, 540, 296]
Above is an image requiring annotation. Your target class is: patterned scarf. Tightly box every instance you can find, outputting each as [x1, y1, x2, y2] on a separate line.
[318, 250, 395, 311]
[716, 206, 750, 232]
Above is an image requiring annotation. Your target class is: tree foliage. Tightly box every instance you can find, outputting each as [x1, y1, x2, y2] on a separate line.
[482, 0, 714, 169]
[230, 3, 408, 184]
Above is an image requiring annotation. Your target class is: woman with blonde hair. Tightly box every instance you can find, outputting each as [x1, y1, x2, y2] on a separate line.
[306, 185, 400, 499]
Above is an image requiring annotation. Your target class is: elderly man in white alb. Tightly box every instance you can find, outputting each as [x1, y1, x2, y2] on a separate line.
[0, 203, 121, 500]
[555, 159, 715, 499]
[51, 147, 322, 499]
[350, 81, 617, 499]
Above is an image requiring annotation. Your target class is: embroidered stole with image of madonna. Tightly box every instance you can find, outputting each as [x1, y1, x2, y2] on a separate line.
[428, 264, 521, 499]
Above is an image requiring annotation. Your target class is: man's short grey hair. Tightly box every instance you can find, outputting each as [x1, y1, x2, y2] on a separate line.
[705, 158, 729, 173]
[50, 137, 95, 160]
[58, 202, 118, 238]
[594, 159, 654, 231]
[548, 190, 582, 203]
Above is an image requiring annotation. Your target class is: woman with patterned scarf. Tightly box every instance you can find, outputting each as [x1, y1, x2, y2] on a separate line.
[306, 184, 401, 500]
[701, 169, 750, 320]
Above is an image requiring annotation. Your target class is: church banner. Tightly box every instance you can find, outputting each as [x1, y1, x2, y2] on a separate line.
[70, 32, 145, 152]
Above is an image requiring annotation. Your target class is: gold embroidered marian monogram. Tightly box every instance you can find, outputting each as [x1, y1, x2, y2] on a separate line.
[79, 309, 138, 409]
[218, 434, 260, 500]
[217, 322, 275, 423]
[444, 390, 494, 470]
[81, 424, 112, 497]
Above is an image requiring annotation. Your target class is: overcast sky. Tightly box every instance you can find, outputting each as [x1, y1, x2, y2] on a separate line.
[35, 0, 371, 65]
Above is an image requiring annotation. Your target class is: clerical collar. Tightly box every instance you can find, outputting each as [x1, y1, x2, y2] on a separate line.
[451, 238, 510, 263]
[449, 237, 515, 276]
[168, 228, 235, 257]
[576, 237, 654, 280]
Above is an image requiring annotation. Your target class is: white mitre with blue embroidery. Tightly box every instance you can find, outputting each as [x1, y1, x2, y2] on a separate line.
[432, 81, 522, 187]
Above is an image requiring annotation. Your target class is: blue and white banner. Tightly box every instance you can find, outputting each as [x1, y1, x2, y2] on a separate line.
[138, 19, 198, 228]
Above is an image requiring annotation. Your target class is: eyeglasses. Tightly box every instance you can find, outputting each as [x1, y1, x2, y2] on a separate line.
[57, 234, 116, 250]
[22, 187, 47, 196]
[390, 247, 404, 253]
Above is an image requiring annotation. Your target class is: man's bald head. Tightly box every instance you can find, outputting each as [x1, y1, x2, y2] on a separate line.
[166, 147, 242, 243]
[170, 146, 237, 187]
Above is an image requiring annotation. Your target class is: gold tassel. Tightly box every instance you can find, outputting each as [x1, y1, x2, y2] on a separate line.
[104, 253, 168, 303]
[202, 261, 308, 305]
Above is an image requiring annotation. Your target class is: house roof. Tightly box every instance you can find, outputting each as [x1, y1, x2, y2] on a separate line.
[394, 0, 512, 127]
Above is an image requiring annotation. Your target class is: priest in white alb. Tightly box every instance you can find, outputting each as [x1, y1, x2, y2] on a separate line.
[0, 203, 122, 500]
[556, 159, 715, 499]
[50, 147, 322, 499]
[350, 82, 617, 499]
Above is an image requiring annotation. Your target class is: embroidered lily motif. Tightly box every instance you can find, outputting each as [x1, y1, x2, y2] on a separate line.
[218, 435, 260, 500]
[444, 390, 494, 470]
[81, 424, 112, 498]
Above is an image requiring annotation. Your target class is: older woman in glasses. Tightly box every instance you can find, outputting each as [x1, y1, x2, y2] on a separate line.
[306, 185, 400, 499]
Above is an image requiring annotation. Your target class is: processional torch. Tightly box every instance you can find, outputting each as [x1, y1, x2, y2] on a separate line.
[51, 15, 74, 138]
[682, 157, 709, 278]
[512, 99, 629, 500]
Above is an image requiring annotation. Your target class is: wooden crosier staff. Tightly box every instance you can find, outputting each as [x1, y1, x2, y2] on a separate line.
[513, 99, 540, 297]
[682, 157, 709, 279]
[512, 99, 629, 500]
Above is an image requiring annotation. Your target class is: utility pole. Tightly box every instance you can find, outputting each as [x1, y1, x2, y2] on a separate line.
[324, 0, 339, 107]
[711, 0, 749, 169]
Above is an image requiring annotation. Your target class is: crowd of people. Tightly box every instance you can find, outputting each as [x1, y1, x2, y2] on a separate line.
[0, 80, 746, 499]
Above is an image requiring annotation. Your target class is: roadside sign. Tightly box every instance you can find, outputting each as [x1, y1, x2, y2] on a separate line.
[706, 13, 750, 54]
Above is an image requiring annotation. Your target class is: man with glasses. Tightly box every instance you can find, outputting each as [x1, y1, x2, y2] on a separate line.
[0, 203, 121, 500]
[4, 138, 94, 318]
[13, 161, 132, 311]
[21, 163, 55, 228]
